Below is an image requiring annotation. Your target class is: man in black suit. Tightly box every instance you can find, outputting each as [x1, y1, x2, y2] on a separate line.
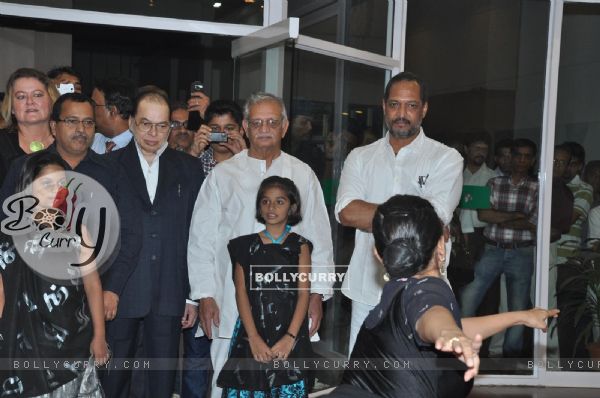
[100, 89, 204, 398]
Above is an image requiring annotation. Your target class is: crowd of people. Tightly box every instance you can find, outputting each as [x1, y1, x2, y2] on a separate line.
[0, 67, 565, 398]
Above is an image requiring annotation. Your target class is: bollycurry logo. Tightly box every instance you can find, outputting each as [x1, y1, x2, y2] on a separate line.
[1, 171, 120, 283]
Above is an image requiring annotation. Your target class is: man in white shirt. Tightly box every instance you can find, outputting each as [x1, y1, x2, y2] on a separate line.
[90, 77, 136, 154]
[187, 92, 334, 398]
[335, 71, 463, 352]
[457, 133, 500, 356]
[584, 161, 600, 245]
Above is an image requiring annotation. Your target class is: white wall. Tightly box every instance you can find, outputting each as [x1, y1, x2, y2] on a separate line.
[0, 27, 72, 91]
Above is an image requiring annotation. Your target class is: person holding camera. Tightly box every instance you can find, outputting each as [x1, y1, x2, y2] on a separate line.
[189, 100, 247, 175]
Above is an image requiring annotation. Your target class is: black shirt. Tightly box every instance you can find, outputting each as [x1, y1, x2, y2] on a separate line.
[0, 144, 119, 219]
[0, 129, 25, 187]
[341, 276, 473, 398]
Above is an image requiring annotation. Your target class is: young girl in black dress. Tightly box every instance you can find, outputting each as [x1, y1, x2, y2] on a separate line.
[218, 176, 312, 398]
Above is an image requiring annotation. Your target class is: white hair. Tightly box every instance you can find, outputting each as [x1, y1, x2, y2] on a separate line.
[243, 92, 288, 121]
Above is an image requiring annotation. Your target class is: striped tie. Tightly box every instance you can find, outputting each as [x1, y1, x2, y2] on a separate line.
[105, 140, 117, 153]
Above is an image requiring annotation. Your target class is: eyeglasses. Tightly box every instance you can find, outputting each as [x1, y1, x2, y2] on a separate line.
[170, 121, 188, 130]
[247, 118, 283, 130]
[553, 159, 568, 166]
[135, 119, 171, 134]
[57, 117, 96, 129]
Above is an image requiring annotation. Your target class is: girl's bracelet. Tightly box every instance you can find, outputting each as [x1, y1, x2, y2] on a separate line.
[285, 331, 297, 340]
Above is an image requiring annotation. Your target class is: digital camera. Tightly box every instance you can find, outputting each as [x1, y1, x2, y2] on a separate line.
[209, 130, 228, 143]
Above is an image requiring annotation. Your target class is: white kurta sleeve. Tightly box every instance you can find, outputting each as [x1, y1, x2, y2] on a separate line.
[301, 170, 335, 299]
[424, 150, 463, 226]
[187, 172, 221, 300]
[334, 149, 365, 223]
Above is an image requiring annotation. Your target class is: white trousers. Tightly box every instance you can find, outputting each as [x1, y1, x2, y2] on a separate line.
[348, 300, 376, 356]
[208, 337, 231, 398]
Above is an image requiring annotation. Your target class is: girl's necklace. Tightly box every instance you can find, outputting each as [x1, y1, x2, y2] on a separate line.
[264, 224, 291, 244]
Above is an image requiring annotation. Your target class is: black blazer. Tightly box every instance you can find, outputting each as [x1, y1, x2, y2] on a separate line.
[103, 141, 204, 318]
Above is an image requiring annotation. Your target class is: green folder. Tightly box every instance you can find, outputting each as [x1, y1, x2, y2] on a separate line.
[459, 185, 491, 209]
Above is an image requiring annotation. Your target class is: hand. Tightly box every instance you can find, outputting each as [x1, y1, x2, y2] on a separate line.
[249, 335, 273, 363]
[435, 332, 482, 382]
[182, 303, 199, 329]
[188, 125, 212, 157]
[188, 93, 210, 118]
[90, 336, 110, 366]
[522, 308, 560, 332]
[220, 129, 247, 155]
[270, 335, 295, 360]
[443, 225, 450, 242]
[103, 291, 119, 321]
[308, 294, 323, 337]
[199, 297, 220, 339]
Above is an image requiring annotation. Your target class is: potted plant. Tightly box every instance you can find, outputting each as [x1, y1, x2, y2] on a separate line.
[556, 241, 600, 359]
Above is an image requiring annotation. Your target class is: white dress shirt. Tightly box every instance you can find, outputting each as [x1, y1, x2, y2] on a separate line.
[335, 130, 463, 306]
[134, 141, 168, 203]
[91, 129, 133, 154]
[187, 149, 334, 338]
[459, 164, 499, 233]
[588, 206, 600, 241]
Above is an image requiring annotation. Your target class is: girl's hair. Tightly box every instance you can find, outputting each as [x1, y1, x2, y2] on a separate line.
[16, 151, 68, 193]
[372, 195, 443, 278]
[0, 68, 60, 130]
[255, 176, 302, 226]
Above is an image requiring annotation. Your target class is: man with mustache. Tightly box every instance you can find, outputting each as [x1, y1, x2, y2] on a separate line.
[335, 71, 464, 352]
[188, 92, 333, 398]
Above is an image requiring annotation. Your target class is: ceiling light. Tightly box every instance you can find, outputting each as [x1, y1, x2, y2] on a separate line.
[244, 0, 256, 3]
[213, 2, 222, 7]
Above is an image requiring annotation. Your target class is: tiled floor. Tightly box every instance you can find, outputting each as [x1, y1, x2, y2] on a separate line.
[311, 386, 600, 397]
[469, 386, 600, 397]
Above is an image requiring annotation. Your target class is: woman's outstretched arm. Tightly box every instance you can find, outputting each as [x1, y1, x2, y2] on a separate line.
[416, 305, 482, 382]
[461, 308, 559, 341]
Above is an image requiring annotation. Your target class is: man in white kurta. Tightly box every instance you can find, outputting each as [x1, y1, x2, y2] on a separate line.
[187, 93, 333, 398]
[335, 72, 463, 352]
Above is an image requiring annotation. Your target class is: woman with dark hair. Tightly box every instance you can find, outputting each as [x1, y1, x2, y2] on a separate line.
[0, 68, 59, 185]
[328, 195, 558, 398]
[0, 151, 108, 397]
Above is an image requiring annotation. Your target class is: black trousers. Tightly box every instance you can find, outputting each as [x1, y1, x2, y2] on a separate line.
[100, 312, 181, 398]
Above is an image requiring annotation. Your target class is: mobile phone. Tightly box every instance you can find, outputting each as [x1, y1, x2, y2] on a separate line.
[209, 130, 228, 143]
[57, 83, 75, 95]
[188, 81, 205, 131]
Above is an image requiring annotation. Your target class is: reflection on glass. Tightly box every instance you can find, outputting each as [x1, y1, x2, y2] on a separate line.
[346, 0, 389, 55]
[406, 0, 549, 374]
[282, 46, 386, 388]
[292, 0, 389, 56]
[235, 52, 264, 105]
[6, 0, 264, 24]
[549, 2, 600, 369]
